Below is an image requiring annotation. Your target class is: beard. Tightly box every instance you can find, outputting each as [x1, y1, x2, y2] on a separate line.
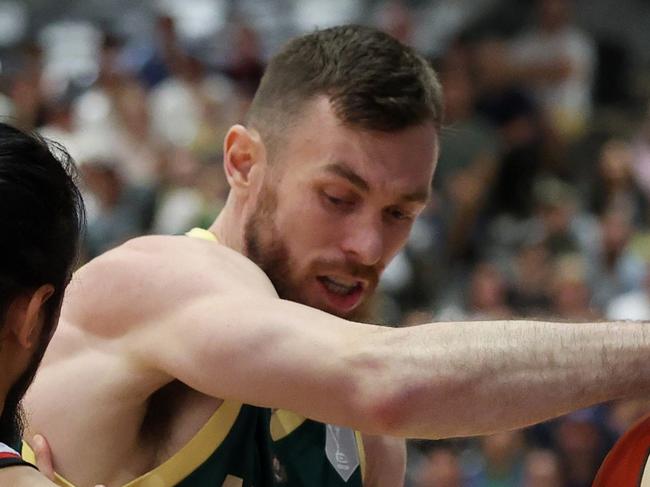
[243, 182, 378, 321]
[0, 319, 53, 446]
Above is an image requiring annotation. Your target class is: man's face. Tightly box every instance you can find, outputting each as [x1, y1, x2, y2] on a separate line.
[0, 297, 59, 444]
[244, 98, 437, 318]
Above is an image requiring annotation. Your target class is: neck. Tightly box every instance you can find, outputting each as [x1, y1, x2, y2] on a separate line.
[208, 200, 246, 255]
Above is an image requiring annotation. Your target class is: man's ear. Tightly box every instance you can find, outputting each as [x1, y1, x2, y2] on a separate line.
[223, 124, 266, 190]
[10, 284, 55, 349]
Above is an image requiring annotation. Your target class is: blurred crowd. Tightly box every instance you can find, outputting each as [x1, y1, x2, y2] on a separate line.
[1, 0, 650, 485]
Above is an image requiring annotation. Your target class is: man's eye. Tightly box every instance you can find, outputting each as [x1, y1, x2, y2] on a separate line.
[327, 195, 346, 205]
[387, 207, 412, 221]
[322, 192, 353, 208]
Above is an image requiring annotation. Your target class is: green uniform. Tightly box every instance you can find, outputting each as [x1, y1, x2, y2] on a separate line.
[24, 228, 365, 486]
[21, 228, 279, 487]
[270, 410, 365, 486]
[24, 401, 276, 487]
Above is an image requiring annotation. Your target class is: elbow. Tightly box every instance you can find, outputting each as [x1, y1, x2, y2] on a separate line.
[345, 351, 413, 436]
[361, 391, 406, 437]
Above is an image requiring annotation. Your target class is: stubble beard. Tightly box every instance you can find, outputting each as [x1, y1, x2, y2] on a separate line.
[243, 183, 376, 321]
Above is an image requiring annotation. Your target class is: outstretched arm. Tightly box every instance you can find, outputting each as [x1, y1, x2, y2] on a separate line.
[134, 292, 649, 439]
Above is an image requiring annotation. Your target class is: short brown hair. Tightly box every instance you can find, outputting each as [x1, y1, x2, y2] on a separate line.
[247, 25, 443, 151]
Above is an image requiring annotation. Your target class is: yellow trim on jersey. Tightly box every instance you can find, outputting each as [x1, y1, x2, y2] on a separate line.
[23, 400, 242, 487]
[354, 430, 366, 483]
[186, 227, 218, 242]
[270, 409, 307, 441]
[187, 226, 369, 481]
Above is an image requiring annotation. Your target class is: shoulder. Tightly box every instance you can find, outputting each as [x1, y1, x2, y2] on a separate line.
[0, 466, 56, 486]
[63, 235, 277, 335]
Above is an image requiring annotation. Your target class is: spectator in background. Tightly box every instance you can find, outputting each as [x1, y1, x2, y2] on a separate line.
[589, 139, 648, 226]
[436, 41, 499, 263]
[223, 23, 265, 99]
[522, 449, 565, 487]
[631, 102, 650, 203]
[509, 0, 596, 140]
[10, 42, 48, 131]
[605, 398, 650, 441]
[38, 91, 80, 160]
[467, 262, 512, 319]
[74, 32, 161, 191]
[467, 431, 526, 487]
[606, 263, 650, 320]
[151, 146, 225, 235]
[590, 207, 646, 309]
[149, 51, 234, 149]
[375, 0, 415, 46]
[553, 410, 610, 487]
[549, 253, 599, 321]
[472, 37, 544, 219]
[532, 178, 599, 262]
[138, 15, 185, 89]
[81, 157, 153, 258]
[413, 447, 464, 487]
[508, 242, 552, 317]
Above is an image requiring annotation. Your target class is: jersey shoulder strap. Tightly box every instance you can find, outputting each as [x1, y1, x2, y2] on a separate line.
[0, 442, 35, 470]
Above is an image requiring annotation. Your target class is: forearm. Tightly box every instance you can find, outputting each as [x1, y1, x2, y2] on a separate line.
[367, 320, 649, 439]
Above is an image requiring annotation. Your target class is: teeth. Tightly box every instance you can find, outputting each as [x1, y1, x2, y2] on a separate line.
[322, 277, 357, 295]
[327, 276, 358, 287]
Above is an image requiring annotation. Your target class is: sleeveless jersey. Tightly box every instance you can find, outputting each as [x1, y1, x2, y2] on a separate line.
[270, 410, 366, 486]
[187, 228, 365, 487]
[21, 227, 277, 486]
[0, 442, 35, 470]
[185, 228, 367, 486]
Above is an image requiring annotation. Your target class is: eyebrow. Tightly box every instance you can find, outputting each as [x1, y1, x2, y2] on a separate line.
[323, 162, 370, 192]
[322, 162, 431, 205]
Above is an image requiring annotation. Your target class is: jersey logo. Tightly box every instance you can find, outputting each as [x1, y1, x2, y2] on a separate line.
[325, 424, 359, 482]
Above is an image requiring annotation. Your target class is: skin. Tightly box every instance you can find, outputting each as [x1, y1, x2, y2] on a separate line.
[0, 287, 106, 486]
[24, 97, 650, 487]
[0, 286, 54, 486]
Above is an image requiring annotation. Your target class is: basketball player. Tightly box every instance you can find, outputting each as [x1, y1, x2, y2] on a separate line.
[0, 122, 84, 484]
[24, 26, 650, 486]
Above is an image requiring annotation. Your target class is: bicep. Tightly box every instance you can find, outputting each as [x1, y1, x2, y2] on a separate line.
[134, 295, 388, 429]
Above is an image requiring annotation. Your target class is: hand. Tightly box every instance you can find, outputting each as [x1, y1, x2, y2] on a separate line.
[32, 434, 105, 487]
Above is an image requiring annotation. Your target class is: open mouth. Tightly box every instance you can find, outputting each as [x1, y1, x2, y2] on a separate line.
[316, 276, 365, 313]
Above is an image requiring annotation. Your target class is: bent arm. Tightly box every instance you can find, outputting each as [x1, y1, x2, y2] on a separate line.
[134, 294, 650, 439]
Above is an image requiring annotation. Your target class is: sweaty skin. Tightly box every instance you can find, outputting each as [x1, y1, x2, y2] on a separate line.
[24, 98, 650, 487]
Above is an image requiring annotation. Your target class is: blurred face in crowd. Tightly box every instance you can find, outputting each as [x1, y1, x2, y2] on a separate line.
[523, 450, 564, 487]
[538, 0, 571, 32]
[239, 97, 437, 318]
[0, 286, 61, 443]
[415, 449, 463, 487]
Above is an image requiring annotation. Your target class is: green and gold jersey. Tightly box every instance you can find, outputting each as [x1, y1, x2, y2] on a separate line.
[270, 410, 365, 486]
[24, 401, 275, 487]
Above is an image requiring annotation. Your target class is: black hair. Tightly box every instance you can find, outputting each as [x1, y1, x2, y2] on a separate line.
[0, 122, 84, 334]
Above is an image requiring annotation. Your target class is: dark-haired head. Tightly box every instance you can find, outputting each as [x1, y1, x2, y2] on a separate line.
[0, 122, 84, 445]
[219, 26, 440, 321]
[246, 25, 443, 157]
